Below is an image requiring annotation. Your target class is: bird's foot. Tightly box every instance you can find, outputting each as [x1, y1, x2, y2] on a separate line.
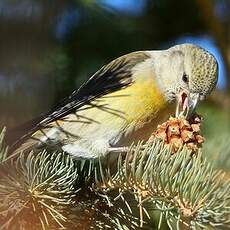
[108, 146, 129, 153]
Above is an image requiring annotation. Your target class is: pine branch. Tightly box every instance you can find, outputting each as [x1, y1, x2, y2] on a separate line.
[94, 141, 230, 229]
[0, 150, 81, 229]
[0, 129, 229, 229]
[0, 145, 139, 229]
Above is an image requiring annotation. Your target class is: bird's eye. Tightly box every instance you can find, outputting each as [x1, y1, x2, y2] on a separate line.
[182, 73, 189, 83]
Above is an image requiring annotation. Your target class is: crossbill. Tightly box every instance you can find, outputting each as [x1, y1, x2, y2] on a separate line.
[9, 44, 218, 158]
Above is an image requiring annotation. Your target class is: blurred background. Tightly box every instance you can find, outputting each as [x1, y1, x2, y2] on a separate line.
[0, 0, 230, 168]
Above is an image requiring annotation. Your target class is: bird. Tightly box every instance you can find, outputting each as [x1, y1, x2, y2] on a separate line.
[8, 43, 218, 159]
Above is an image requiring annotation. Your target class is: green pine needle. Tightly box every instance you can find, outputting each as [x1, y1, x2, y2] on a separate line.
[0, 129, 229, 229]
[0, 150, 82, 229]
[94, 141, 230, 229]
[0, 144, 140, 229]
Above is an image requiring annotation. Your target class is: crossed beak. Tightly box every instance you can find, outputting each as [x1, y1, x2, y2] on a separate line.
[176, 91, 200, 118]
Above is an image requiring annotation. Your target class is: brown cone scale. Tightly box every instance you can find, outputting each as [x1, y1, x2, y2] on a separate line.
[150, 114, 205, 154]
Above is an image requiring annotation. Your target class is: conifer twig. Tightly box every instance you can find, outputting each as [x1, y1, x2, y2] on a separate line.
[94, 141, 230, 229]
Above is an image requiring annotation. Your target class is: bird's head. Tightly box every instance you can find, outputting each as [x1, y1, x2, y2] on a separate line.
[153, 44, 218, 118]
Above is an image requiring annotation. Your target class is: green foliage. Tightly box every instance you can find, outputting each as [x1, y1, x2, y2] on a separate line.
[96, 142, 230, 229]
[0, 151, 79, 229]
[0, 146, 139, 229]
[0, 131, 229, 229]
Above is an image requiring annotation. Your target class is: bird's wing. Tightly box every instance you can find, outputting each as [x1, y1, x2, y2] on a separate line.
[9, 51, 150, 150]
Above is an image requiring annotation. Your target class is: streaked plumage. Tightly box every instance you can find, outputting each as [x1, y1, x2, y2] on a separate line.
[9, 44, 218, 159]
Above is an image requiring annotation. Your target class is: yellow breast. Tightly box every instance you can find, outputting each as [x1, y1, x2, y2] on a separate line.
[99, 77, 171, 144]
[106, 78, 167, 123]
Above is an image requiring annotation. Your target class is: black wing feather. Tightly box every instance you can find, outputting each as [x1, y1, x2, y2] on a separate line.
[8, 52, 149, 149]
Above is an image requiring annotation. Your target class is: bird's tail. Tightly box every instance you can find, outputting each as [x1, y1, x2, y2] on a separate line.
[5, 115, 46, 159]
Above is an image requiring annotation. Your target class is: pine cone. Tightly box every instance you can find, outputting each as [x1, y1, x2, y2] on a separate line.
[150, 114, 205, 154]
